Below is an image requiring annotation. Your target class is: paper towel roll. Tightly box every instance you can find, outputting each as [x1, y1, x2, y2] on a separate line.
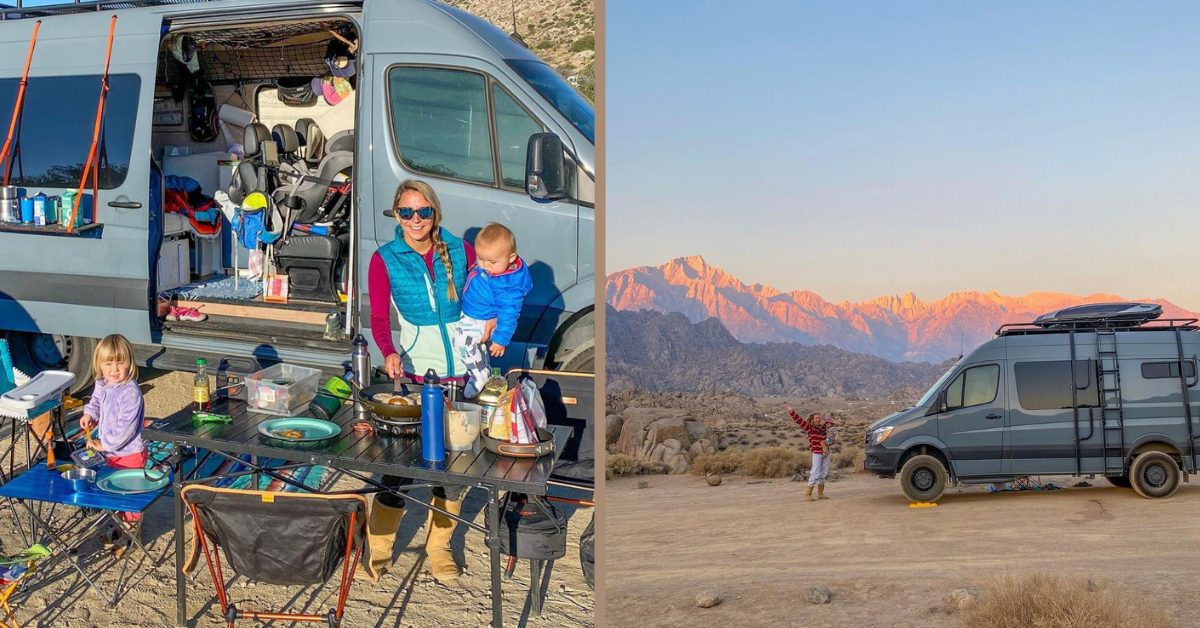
[218, 104, 255, 128]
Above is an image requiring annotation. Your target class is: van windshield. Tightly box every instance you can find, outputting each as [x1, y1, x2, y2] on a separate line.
[917, 360, 961, 407]
[506, 60, 594, 144]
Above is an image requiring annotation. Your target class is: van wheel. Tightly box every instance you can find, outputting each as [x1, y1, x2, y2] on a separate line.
[557, 340, 594, 374]
[1130, 452, 1181, 499]
[1104, 475, 1131, 489]
[7, 332, 95, 396]
[899, 454, 948, 503]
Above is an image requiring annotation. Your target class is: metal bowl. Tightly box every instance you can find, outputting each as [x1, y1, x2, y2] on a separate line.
[481, 428, 555, 458]
[61, 467, 96, 492]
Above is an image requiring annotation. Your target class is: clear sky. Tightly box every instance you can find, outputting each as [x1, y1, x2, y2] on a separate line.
[607, 1, 1200, 310]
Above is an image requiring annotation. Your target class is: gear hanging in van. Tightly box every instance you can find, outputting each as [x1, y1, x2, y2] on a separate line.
[276, 77, 317, 106]
[187, 75, 218, 142]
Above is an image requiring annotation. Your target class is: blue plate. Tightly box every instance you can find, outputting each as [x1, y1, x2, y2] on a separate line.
[258, 417, 342, 442]
[95, 469, 171, 495]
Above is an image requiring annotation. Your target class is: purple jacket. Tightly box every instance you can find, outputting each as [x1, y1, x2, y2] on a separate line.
[82, 378, 145, 457]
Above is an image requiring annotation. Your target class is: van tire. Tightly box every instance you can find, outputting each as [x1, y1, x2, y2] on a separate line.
[1130, 452, 1181, 499]
[557, 340, 594, 374]
[899, 454, 948, 503]
[1104, 475, 1132, 489]
[7, 332, 95, 396]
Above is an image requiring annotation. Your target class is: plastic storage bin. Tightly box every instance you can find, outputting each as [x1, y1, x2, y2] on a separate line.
[245, 364, 321, 415]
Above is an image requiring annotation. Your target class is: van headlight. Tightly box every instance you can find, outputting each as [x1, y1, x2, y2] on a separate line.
[869, 426, 895, 446]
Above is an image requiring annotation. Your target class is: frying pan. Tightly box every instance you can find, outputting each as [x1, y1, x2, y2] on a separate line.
[356, 383, 421, 421]
[481, 428, 556, 458]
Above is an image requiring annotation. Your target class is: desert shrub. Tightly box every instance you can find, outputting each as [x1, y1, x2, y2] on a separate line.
[833, 448, 866, 471]
[689, 449, 745, 475]
[962, 574, 1176, 628]
[570, 35, 594, 52]
[536, 40, 554, 50]
[637, 460, 670, 475]
[743, 447, 811, 478]
[607, 454, 637, 479]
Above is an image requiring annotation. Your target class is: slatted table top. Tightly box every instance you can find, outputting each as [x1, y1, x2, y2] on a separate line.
[144, 397, 570, 493]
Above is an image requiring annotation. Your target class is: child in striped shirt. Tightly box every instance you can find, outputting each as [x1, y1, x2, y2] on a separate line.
[786, 406, 835, 501]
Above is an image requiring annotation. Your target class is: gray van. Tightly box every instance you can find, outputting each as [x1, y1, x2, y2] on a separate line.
[865, 303, 1200, 500]
[0, 0, 594, 392]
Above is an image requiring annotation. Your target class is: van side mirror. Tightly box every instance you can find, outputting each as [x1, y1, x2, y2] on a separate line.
[937, 390, 948, 414]
[526, 132, 568, 201]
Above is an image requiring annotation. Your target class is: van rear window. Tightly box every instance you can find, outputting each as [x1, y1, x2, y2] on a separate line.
[0, 74, 139, 190]
[1014, 360, 1099, 410]
[1141, 361, 1196, 380]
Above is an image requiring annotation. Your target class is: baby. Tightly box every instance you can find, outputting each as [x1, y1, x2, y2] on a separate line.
[456, 223, 532, 397]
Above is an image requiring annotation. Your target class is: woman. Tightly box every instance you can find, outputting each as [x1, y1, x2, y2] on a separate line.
[364, 179, 491, 583]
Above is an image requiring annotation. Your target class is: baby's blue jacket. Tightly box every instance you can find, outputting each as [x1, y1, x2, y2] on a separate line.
[461, 257, 533, 348]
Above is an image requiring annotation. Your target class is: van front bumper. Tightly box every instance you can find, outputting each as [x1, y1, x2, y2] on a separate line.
[864, 445, 901, 477]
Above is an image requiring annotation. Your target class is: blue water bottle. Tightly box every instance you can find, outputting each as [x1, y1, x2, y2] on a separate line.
[420, 369, 446, 462]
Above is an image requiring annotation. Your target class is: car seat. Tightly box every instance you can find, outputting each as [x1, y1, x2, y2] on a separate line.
[271, 128, 353, 302]
[272, 123, 302, 166]
[295, 118, 325, 168]
[227, 123, 274, 205]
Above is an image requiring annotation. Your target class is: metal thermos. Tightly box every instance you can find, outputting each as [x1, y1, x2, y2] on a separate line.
[0, 186, 15, 223]
[420, 369, 446, 462]
[351, 335, 371, 421]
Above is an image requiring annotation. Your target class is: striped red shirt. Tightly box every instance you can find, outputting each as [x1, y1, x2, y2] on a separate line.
[789, 410, 828, 455]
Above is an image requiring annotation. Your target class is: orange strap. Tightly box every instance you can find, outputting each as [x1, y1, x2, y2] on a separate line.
[68, 15, 116, 234]
[0, 20, 40, 186]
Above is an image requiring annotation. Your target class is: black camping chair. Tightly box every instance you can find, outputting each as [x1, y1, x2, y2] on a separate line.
[181, 486, 375, 628]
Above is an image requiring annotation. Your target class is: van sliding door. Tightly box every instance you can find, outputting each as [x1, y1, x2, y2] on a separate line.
[0, 11, 162, 343]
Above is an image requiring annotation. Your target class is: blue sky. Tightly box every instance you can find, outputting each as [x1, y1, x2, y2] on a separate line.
[607, 1, 1200, 310]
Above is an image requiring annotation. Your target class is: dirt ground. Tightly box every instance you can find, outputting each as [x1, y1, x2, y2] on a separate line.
[0, 369, 593, 627]
[606, 471, 1200, 628]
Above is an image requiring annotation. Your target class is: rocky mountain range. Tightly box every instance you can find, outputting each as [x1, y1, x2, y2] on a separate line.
[605, 306, 951, 398]
[607, 256, 1200, 362]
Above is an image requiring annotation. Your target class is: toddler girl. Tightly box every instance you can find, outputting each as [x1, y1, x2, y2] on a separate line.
[79, 334, 146, 552]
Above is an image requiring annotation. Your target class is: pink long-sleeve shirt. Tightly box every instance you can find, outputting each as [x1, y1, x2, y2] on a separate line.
[368, 242, 476, 378]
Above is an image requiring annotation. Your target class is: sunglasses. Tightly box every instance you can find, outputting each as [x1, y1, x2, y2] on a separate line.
[396, 206, 435, 221]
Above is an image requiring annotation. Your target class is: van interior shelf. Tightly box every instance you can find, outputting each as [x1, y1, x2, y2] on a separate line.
[0, 222, 101, 237]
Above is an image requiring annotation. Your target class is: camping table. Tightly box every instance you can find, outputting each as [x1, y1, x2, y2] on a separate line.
[144, 397, 571, 628]
[0, 463, 165, 607]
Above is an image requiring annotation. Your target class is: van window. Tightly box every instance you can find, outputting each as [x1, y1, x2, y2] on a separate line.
[492, 82, 542, 189]
[1141, 361, 1196, 380]
[0, 74, 140, 189]
[1014, 360, 1099, 410]
[945, 364, 999, 410]
[387, 67, 495, 185]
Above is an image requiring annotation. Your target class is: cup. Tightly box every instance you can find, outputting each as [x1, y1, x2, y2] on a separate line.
[18, 197, 32, 224]
[445, 402, 482, 451]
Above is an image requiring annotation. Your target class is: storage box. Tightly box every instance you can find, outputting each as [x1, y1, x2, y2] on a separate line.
[245, 364, 321, 415]
[158, 237, 189, 292]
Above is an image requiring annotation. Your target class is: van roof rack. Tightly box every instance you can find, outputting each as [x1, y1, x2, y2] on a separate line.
[1, 0, 208, 20]
[997, 302, 1198, 336]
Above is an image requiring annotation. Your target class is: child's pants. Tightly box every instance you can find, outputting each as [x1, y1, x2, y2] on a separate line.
[107, 450, 148, 523]
[452, 316, 491, 398]
[808, 453, 830, 486]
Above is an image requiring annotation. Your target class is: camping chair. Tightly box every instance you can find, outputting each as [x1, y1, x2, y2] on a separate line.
[0, 543, 50, 628]
[181, 486, 375, 628]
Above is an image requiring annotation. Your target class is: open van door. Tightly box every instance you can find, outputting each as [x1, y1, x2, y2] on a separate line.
[0, 12, 162, 352]
[360, 0, 584, 369]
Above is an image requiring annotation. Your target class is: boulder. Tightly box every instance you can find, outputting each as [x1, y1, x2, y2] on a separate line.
[662, 438, 683, 459]
[695, 589, 721, 608]
[636, 480, 648, 489]
[707, 475, 723, 486]
[808, 586, 831, 604]
[668, 454, 689, 475]
[616, 408, 689, 459]
[689, 441, 706, 457]
[605, 414, 623, 446]
[649, 443, 669, 463]
[645, 417, 693, 452]
[686, 420, 714, 443]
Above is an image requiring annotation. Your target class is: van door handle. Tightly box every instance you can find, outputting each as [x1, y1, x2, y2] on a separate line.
[986, 413, 1002, 420]
[107, 200, 142, 209]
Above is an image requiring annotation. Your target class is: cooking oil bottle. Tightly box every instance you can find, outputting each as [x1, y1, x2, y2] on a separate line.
[479, 368, 508, 440]
[194, 358, 210, 412]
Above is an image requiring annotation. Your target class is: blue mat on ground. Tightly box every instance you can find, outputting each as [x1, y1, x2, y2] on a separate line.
[169, 275, 262, 300]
